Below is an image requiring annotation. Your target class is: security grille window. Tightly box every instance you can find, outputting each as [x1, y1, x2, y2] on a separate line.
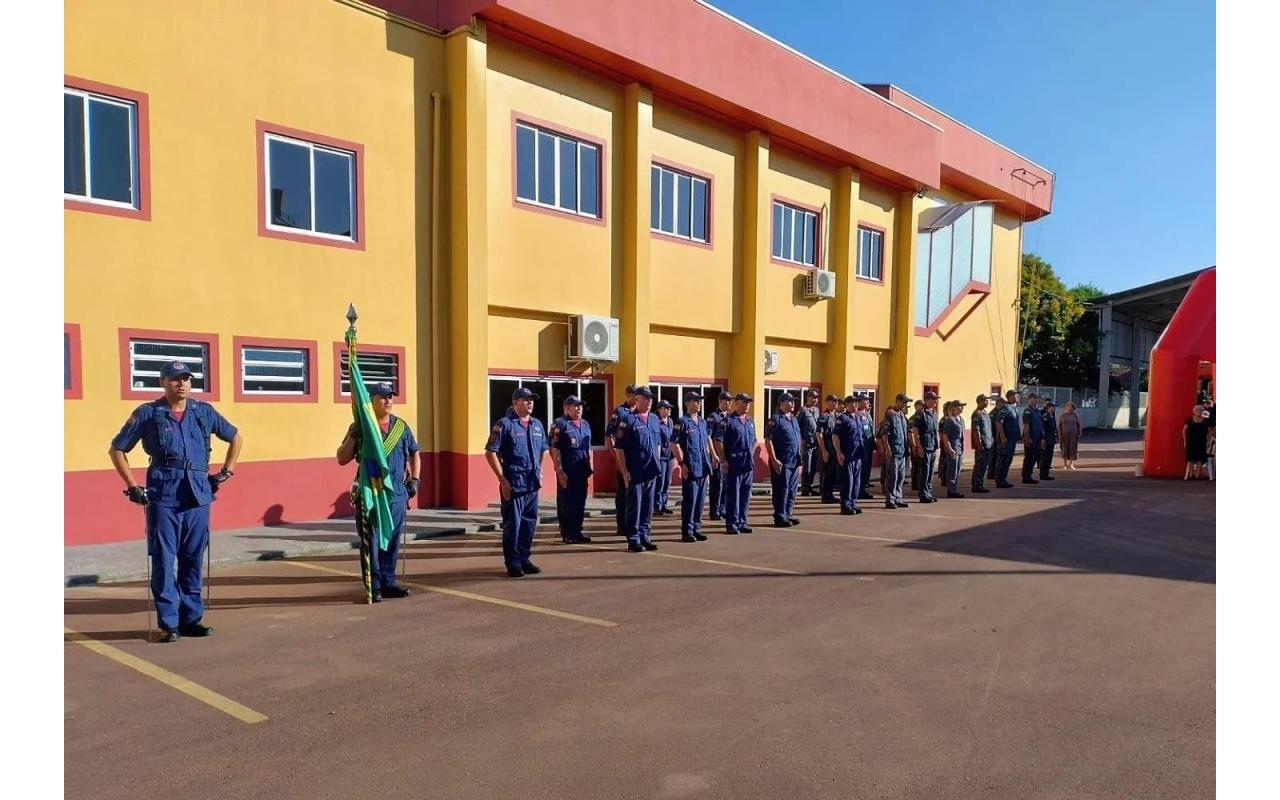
[264, 132, 357, 241]
[241, 346, 309, 396]
[764, 386, 819, 414]
[771, 201, 818, 266]
[914, 202, 994, 329]
[650, 164, 709, 242]
[514, 122, 601, 218]
[129, 339, 208, 392]
[64, 87, 139, 208]
[488, 376, 609, 441]
[856, 226, 884, 281]
[646, 383, 725, 414]
[339, 351, 399, 396]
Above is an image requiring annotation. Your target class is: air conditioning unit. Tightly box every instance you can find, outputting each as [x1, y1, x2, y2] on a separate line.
[804, 269, 837, 300]
[568, 314, 620, 362]
[763, 348, 780, 375]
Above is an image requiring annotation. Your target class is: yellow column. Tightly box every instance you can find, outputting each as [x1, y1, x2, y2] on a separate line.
[887, 190, 926, 395]
[444, 23, 489, 459]
[826, 166, 859, 396]
[618, 83, 653, 401]
[733, 131, 769, 429]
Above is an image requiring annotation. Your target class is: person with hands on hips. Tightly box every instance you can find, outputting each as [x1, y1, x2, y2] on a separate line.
[485, 386, 549, 578]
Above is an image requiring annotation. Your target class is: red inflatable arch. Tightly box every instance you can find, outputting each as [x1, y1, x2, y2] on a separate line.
[1142, 268, 1215, 477]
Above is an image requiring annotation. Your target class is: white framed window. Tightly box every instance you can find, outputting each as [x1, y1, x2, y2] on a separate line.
[339, 351, 399, 396]
[514, 122, 601, 218]
[264, 132, 357, 241]
[650, 164, 709, 242]
[241, 346, 309, 396]
[914, 202, 994, 329]
[857, 226, 884, 281]
[856, 388, 878, 419]
[764, 385, 819, 414]
[129, 339, 208, 392]
[488, 376, 609, 439]
[647, 383, 726, 414]
[771, 201, 819, 266]
[64, 87, 139, 209]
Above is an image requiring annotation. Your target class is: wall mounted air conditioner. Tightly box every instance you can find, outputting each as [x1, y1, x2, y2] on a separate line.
[568, 315, 620, 362]
[763, 348, 780, 375]
[804, 269, 837, 300]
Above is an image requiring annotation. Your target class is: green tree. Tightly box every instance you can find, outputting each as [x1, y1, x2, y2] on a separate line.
[1018, 254, 1101, 387]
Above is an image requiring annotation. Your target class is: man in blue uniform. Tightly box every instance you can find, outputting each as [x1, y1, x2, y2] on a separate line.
[671, 391, 711, 542]
[605, 385, 637, 536]
[109, 360, 243, 642]
[939, 399, 966, 498]
[993, 394, 1019, 489]
[614, 386, 662, 552]
[908, 400, 925, 491]
[549, 395, 593, 544]
[706, 392, 731, 520]
[817, 394, 841, 503]
[764, 392, 802, 527]
[485, 386, 549, 577]
[654, 399, 676, 515]
[798, 389, 821, 496]
[1021, 392, 1043, 484]
[970, 394, 995, 494]
[876, 393, 911, 510]
[832, 393, 867, 515]
[855, 393, 877, 500]
[337, 381, 421, 600]
[1038, 400, 1058, 481]
[910, 391, 940, 503]
[712, 392, 757, 535]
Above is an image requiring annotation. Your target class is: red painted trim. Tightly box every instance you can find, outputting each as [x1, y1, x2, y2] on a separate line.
[921, 382, 941, 400]
[649, 157, 714, 250]
[914, 280, 991, 338]
[63, 76, 151, 221]
[935, 291, 991, 342]
[117, 328, 221, 402]
[768, 194, 824, 271]
[332, 341, 408, 404]
[255, 120, 366, 250]
[510, 111, 608, 227]
[64, 323, 84, 400]
[232, 336, 319, 403]
[990, 384, 1003, 397]
[854, 221, 887, 284]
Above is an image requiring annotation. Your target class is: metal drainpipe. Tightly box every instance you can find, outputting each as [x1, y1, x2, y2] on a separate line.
[430, 91, 442, 506]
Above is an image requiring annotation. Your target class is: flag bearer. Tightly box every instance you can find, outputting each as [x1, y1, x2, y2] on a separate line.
[706, 392, 732, 520]
[550, 395, 593, 544]
[486, 387, 549, 578]
[109, 360, 243, 643]
[654, 399, 676, 515]
[765, 392, 802, 527]
[832, 394, 867, 515]
[713, 392, 758, 535]
[671, 391, 712, 542]
[337, 382, 421, 600]
[614, 387, 662, 552]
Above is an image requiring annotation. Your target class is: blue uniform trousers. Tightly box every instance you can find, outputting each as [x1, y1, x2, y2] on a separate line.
[371, 500, 407, 590]
[883, 453, 906, 505]
[801, 441, 819, 494]
[613, 470, 628, 534]
[1039, 441, 1056, 478]
[918, 450, 937, 500]
[147, 502, 210, 631]
[681, 474, 707, 535]
[770, 463, 800, 521]
[821, 452, 839, 502]
[973, 446, 993, 490]
[708, 464, 727, 518]
[655, 459, 674, 512]
[860, 448, 874, 493]
[1022, 440, 1042, 481]
[724, 470, 753, 531]
[840, 457, 863, 512]
[998, 441, 1017, 484]
[943, 450, 963, 494]
[501, 489, 540, 568]
[625, 477, 656, 545]
[556, 468, 589, 541]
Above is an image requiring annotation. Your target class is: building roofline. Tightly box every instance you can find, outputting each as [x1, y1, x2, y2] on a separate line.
[1089, 267, 1214, 306]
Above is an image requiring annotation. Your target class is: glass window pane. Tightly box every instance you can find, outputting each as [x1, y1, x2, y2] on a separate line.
[692, 178, 708, 241]
[242, 346, 307, 394]
[581, 382, 607, 440]
[558, 138, 578, 211]
[676, 174, 692, 237]
[803, 212, 815, 265]
[64, 93, 86, 196]
[857, 229, 870, 277]
[650, 165, 661, 229]
[340, 351, 397, 394]
[702, 385, 722, 410]
[660, 385, 680, 409]
[659, 169, 675, 232]
[772, 202, 783, 257]
[551, 381, 577, 421]
[928, 225, 953, 324]
[268, 138, 312, 230]
[914, 232, 932, 328]
[950, 209, 974, 299]
[516, 125, 536, 201]
[971, 204, 994, 284]
[88, 98, 133, 204]
[490, 379, 518, 426]
[579, 143, 600, 217]
[870, 230, 882, 279]
[536, 131, 556, 205]
[781, 206, 792, 259]
[132, 340, 207, 392]
[314, 149, 355, 238]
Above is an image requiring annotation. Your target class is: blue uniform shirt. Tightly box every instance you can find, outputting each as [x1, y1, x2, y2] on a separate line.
[672, 414, 711, 478]
[914, 409, 939, 450]
[605, 403, 633, 442]
[1041, 410, 1058, 445]
[714, 412, 757, 476]
[486, 410, 549, 494]
[834, 411, 866, 459]
[615, 410, 663, 482]
[940, 415, 965, 452]
[550, 416, 594, 475]
[375, 414, 420, 500]
[110, 398, 238, 507]
[1022, 405, 1044, 442]
[998, 406, 1021, 442]
[765, 412, 802, 466]
[657, 415, 674, 460]
[877, 410, 909, 456]
[971, 408, 995, 449]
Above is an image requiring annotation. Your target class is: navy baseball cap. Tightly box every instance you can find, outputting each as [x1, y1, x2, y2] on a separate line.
[633, 386, 654, 399]
[684, 391, 703, 401]
[656, 399, 673, 409]
[923, 391, 939, 401]
[778, 392, 796, 403]
[852, 392, 869, 401]
[843, 394, 858, 403]
[804, 388, 819, 397]
[512, 386, 539, 400]
[160, 360, 194, 379]
[625, 384, 639, 395]
[825, 393, 840, 402]
[734, 392, 753, 402]
[895, 392, 913, 404]
[977, 393, 994, 402]
[369, 382, 396, 397]
[563, 395, 583, 406]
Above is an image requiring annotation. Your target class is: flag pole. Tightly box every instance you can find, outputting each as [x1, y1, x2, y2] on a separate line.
[347, 304, 375, 604]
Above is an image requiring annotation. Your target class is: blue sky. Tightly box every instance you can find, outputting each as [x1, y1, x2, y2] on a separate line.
[710, 0, 1216, 293]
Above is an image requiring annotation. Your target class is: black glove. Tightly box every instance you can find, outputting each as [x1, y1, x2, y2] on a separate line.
[405, 477, 420, 499]
[125, 486, 150, 506]
[209, 468, 233, 494]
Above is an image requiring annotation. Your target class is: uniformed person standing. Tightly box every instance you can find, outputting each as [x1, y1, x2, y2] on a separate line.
[1039, 400, 1058, 481]
[940, 399, 967, 498]
[712, 392, 757, 535]
[485, 387, 550, 578]
[549, 395, 593, 544]
[856, 394, 876, 500]
[832, 394, 867, 515]
[765, 393, 802, 527]
[706, 392, 731, 521]
[671, 391, 712, 542]
[876, 393, 911, 510]
[654, 399, 676, 515]
[337, 381, 421, 601]
[798, 389, 821, 496]
[970, 394, 996, 494]
[910, 392, 940, 503]
[109, 360, 243, 642]
[614, 387, 662, 552]
[1021, 392, 1043, 484]
[993, 395, 1019, 488]
[817, 394, 841, 504]
[605, 384, 637, 536]
[908, 400, 925, 491]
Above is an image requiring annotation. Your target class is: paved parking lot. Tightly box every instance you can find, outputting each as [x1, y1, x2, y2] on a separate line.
[65, 434, 1215, 799]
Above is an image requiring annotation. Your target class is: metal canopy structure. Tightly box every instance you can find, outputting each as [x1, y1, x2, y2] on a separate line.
[1089, 267, 1212, 428]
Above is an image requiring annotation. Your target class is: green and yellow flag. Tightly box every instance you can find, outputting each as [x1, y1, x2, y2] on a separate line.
[346, 325, 397, 553]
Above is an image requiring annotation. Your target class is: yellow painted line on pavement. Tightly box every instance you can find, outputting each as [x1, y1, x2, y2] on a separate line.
[284, 559, 618, 628]
[785, 528, 911, 544]
[64, 627, 268, 725]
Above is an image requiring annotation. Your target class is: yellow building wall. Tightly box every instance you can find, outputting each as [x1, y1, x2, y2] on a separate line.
[850, 177, 897, 350]
[486, 313, 574, 374]
[64, 0, 442, 471]
[763, 148, 835, 344]
[648, 101, 740, 334]
[648, 328, 731, 382]
[764, 340, 826, 390]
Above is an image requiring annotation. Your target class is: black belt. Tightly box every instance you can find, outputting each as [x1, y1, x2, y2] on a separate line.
[150, 459, 199, 469]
